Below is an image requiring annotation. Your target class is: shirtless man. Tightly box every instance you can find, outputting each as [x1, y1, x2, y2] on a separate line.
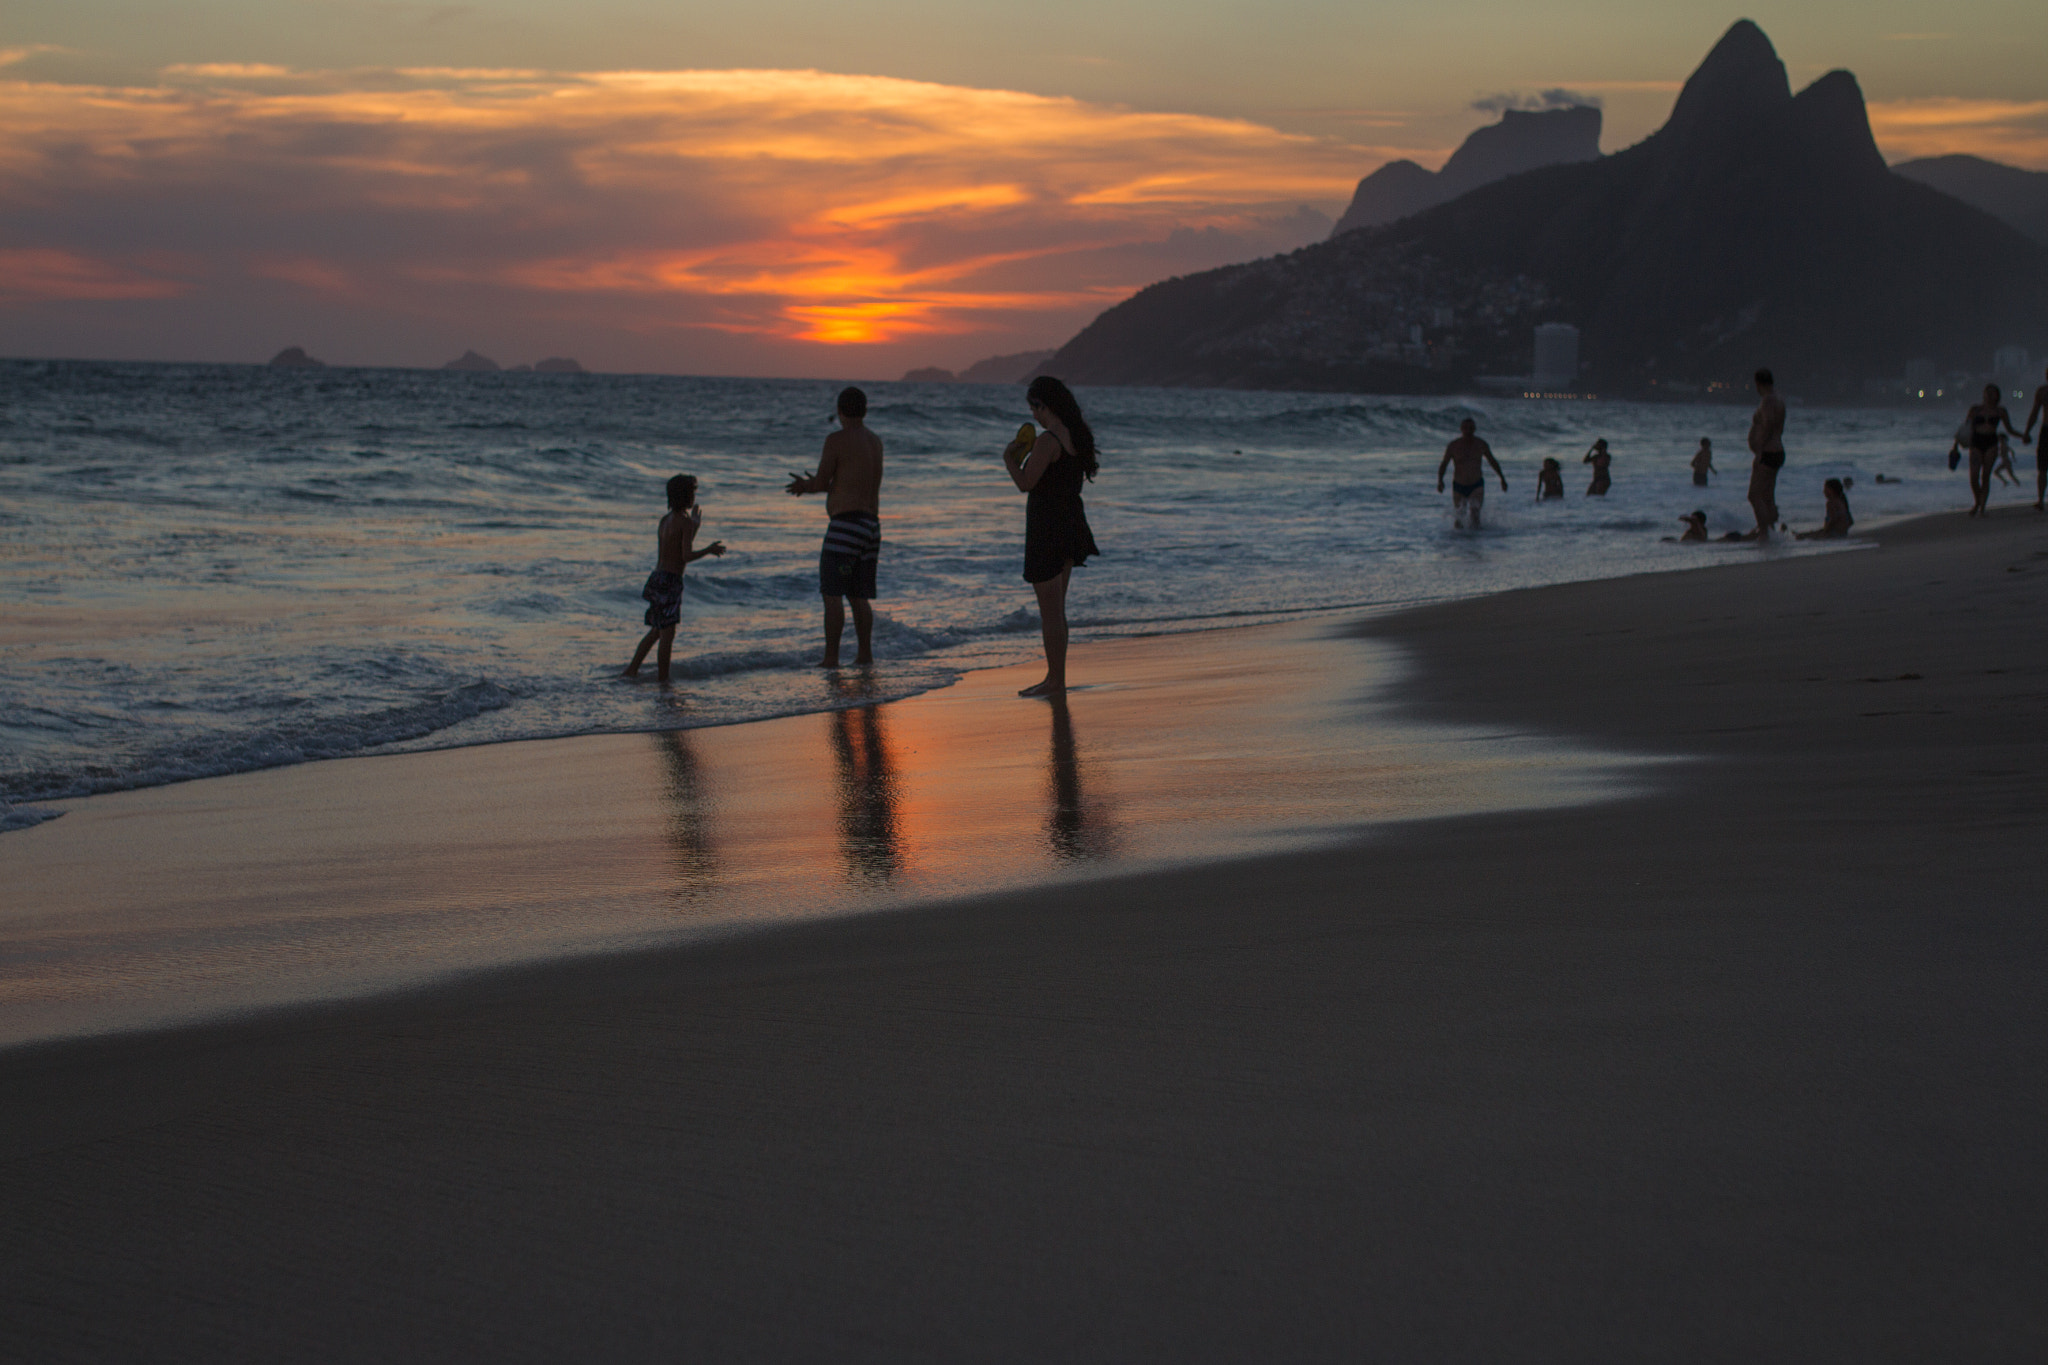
[2024, 364, 2048, 512]
[787, 386, 885, 667]
[1436, 417, 1508, 528]
[1746, 368, 1786, 539]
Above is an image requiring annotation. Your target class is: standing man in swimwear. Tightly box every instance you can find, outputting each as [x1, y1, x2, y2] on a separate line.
[1437, 417, 1508, 529]
[1746, 368, 1786, 539]
[2022, 363, 2047, 512]
[787, 386, 884, 668]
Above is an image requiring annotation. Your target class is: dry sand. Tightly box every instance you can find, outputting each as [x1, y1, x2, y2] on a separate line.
[5, 509, 2047, 1359]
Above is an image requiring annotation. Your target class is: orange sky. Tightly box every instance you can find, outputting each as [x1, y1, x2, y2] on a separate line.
[0, 29, 2043, 377]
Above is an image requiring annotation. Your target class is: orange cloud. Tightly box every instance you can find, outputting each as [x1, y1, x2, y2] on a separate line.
[0, 248, 193, 301]
[1870, 98, 2048, 168]
[0, 65, 1367, 368]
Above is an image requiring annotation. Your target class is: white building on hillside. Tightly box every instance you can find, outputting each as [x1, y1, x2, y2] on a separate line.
[1533, 323, 1580, 391]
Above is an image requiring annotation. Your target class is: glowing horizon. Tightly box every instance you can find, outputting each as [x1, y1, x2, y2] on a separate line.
[0, 31, 2043, 377]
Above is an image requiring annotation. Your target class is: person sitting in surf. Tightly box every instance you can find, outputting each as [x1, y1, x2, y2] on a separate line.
[1794, 478, 1854, 540]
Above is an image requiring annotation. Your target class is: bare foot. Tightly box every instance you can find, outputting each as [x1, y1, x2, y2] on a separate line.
[854, 653, 873, 666]
[1017, 679, 1064, 698]
[817, 657, 840, 669]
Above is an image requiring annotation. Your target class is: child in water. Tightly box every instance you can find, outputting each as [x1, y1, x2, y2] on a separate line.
[1536, 458, 1565, 500]
[1676, 510, 1709, 542]
[1691, 438, 1715, 487]
[625, 474, 726, 681]
[1794, 478, 1854, 540]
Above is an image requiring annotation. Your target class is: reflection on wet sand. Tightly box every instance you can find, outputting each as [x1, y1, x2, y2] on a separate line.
[829, 702, 905, 883]
[652, 729, 719, 900]
[1046, 695, 1119, 862]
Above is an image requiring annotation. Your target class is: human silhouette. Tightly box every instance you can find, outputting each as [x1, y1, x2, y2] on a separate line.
[1582, 439, 1612, 495]
[1746, 369, 1786, 538]
[1436, 417, 1507, 527]
[787, 387, 884, 667]
[1001, 376, 1101, 697]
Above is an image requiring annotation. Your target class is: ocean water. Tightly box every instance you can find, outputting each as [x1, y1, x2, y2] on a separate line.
[0, 360, 1972, 819]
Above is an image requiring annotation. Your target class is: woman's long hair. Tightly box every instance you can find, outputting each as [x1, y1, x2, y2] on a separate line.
[1026, 376, 1098, 480]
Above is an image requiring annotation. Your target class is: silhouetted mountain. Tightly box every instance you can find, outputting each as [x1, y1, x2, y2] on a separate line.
[267, 346, 323, 368]
[901, 366, 955, 382]
[441, 350, 498, 372]
[533, 356, 587, 373]
[1331, 106, 1602, 236]
[961, 349, 1055, 383]
[1045, 21, 2048, 395]
[1893, 155, 2048, 247]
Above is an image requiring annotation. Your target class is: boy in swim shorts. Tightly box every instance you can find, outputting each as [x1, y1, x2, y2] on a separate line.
[624, 474, 725, 682]
[1437, 417, 1508, 529]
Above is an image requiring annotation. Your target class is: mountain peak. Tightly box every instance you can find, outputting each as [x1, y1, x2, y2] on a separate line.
[1665, 20, 1791, 139]
[1790, 69, 1886, 179]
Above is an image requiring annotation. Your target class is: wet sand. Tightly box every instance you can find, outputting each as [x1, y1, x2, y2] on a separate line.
[6, 509, 2048, 1359]
[2, 622, 1634, 1048]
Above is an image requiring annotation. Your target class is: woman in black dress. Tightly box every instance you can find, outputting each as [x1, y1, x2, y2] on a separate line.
[1001, 376, 1100, 697]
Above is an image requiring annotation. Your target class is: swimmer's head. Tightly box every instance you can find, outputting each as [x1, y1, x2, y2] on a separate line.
[1824, 478, 1844, 496]
[1459, 418, 1476, 434]
[1683, 510, 1705, 523]
[1542, 457, 1561, 470]
[836, 386, 867, 419]
[666, 474, 697, 509]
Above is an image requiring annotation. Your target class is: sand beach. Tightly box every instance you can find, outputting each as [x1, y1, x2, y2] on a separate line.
[5, 507, 2047, 1358]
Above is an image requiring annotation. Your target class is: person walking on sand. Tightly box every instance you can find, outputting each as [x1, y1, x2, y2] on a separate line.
[1961, 383, 2023, 518]
[624, 475, 726, 682]
[1746, 368, 1787, 539]
[1582, 438, 1613, 495]
[787, 386, 884, 668]
[1691, 438, 1716, 487]
[2026, 363, 2048, 511]
[1437, 417, 1508, 528]
[1001, 376, 1101, 698]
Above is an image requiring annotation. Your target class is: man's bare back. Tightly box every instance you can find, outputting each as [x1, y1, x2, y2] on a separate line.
[812, 423, 884, 515]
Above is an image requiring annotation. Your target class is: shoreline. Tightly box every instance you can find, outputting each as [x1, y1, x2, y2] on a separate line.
[3, 502, 1898, 823]
[6, 504, 2046, 1355]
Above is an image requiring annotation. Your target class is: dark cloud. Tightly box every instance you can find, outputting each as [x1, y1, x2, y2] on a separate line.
[1470, 88, 1602, 115]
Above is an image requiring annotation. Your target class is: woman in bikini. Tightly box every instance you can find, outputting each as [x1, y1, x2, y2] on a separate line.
[1583, 439, 1613, 496]
[1001, 376, 1101, 697]
[1964, 384, 2024, 517]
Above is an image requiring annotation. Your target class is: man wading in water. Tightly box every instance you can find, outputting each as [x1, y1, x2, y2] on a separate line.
[1437, 417, 1508, 529]
[787, 386, 885, 668]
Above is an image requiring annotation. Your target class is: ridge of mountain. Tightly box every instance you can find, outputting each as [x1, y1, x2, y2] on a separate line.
[1331, 106, 1603, 237]
[1893, 154, 2048, 247]
[1043, 20, 2048, 396]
